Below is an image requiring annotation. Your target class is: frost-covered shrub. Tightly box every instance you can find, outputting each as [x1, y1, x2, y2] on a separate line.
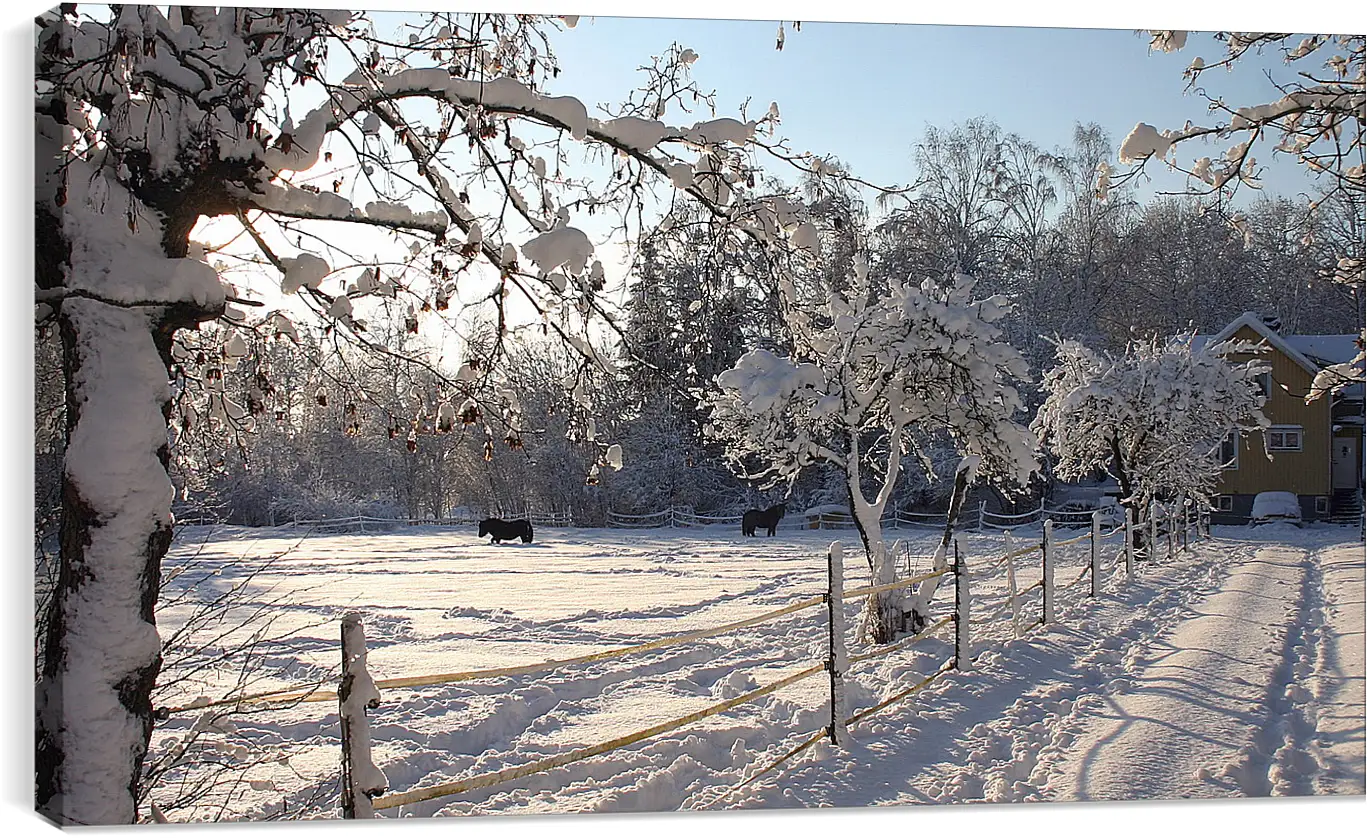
[209, 473, 400, 526]
[1033, 335, 1268, 514]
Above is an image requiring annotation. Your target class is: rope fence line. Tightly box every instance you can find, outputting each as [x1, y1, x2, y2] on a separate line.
[156, 594, 827, 716]
[362, 547, 966, 814]
[723, 731, 827, 796]
[978, 543, 1041, 573]
[844, 568, 948, 600]
[158, 679, 335, 717]
[371, 662, 827, 811]
[1050, 531, 1092, 549]
[1064, 564, 1092, 589]
[710, 655, 963, 806]
[844, 661, 958, 729]
[847, 616, 954, 666]
[230, 501, 1171, 539]
[287, 511, 576, 532]
[603, 500, 1139, 533]
[718, 554, 1127, 799]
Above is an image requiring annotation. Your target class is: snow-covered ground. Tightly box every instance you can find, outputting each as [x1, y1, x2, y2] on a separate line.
[150, 520, 1364, 823]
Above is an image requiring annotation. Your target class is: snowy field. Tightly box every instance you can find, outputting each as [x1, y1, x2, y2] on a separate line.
[149, 521, 1365, 821]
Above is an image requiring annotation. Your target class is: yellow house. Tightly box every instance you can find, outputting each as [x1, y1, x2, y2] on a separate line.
[1195, 313, 1364, 523]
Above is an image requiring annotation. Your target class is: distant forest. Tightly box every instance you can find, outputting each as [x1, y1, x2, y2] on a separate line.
[35, 120, 1365, 530]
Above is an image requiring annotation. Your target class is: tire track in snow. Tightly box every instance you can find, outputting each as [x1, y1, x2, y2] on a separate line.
[1307, 541, 1366, 794]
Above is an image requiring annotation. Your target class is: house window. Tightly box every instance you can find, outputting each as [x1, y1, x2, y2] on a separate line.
[1219, 432, 1239, 469]
[1215, 495, 1233, 512]
[1267, 426, 1303, 451]
[1256, 372, 1273, 399]
[1315, 497, 1329, 515]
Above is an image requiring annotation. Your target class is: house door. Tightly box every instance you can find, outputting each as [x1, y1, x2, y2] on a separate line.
[1332, 435, 1360, 489]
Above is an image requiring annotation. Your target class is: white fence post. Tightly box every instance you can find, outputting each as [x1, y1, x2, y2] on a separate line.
[954, 539, 971, 671]
[978, 500, 986, 531]
[1166, 502, 1175, 561]
[1090, 510, 1101, 597]
[1124, 506, 1135, 581]
[1003, 530, 1023, 638]
[1148, 501, 1158, 562]
[1041, 519, 1055, 624]
[826, 542, 849, 747]
[340, 614, 385, 819]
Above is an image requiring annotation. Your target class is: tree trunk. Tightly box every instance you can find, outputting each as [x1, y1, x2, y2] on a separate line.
[905, 463, 973, 632]
[36, 301, 185, 825]
[855, 521, 902, 646]
[844, 457, 900, 644]
[1107, 435, 1143, 552]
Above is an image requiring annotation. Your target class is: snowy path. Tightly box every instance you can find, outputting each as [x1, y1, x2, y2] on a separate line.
[1042, 537, 1318, 799]
[725, 527, 1362, 808]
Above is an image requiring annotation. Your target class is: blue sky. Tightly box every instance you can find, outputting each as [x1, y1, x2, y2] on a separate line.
[335, 0, 1367, 209]
[538, 10, 1360, 206]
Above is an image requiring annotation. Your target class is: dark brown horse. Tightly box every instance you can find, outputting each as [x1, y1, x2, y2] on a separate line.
[741, 504, 786, 537]
[478, 518, 534, 544]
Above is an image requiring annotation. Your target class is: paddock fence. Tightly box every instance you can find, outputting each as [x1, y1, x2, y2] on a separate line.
[153, 499, 1210, 818]
[196, 500, 1168, 536]
[606, 498, 1155, 533]
[282, 509, 575, 534]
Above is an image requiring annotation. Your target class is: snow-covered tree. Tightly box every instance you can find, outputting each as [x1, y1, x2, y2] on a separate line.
[707, 263, 1037, 643]
[34, 7, 838, 823]
[1033, 336, 1269, 518]
[1113, 31, 1364, 287]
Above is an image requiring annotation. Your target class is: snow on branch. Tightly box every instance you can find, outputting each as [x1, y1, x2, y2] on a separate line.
[707, 265, 1037, 492]
[1306, 330, 1366, 402]
[235, 183, 449, 235]
[1112, 32, 1364, 211]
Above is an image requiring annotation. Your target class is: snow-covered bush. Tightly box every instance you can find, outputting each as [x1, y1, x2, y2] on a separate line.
[708, 262, 1036, 642]
[1033, 335, 1268, 518]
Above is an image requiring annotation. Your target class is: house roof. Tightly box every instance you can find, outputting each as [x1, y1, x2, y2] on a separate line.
[1192, 312, 1363, 400]
[1285, 334, 1362, 367]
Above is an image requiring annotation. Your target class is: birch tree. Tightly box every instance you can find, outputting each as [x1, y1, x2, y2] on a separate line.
[707, 263, 1036, 643]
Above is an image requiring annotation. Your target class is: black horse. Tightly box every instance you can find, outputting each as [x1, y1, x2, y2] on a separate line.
[478, 518, 534, 544]
[741, 504, 786, 537]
